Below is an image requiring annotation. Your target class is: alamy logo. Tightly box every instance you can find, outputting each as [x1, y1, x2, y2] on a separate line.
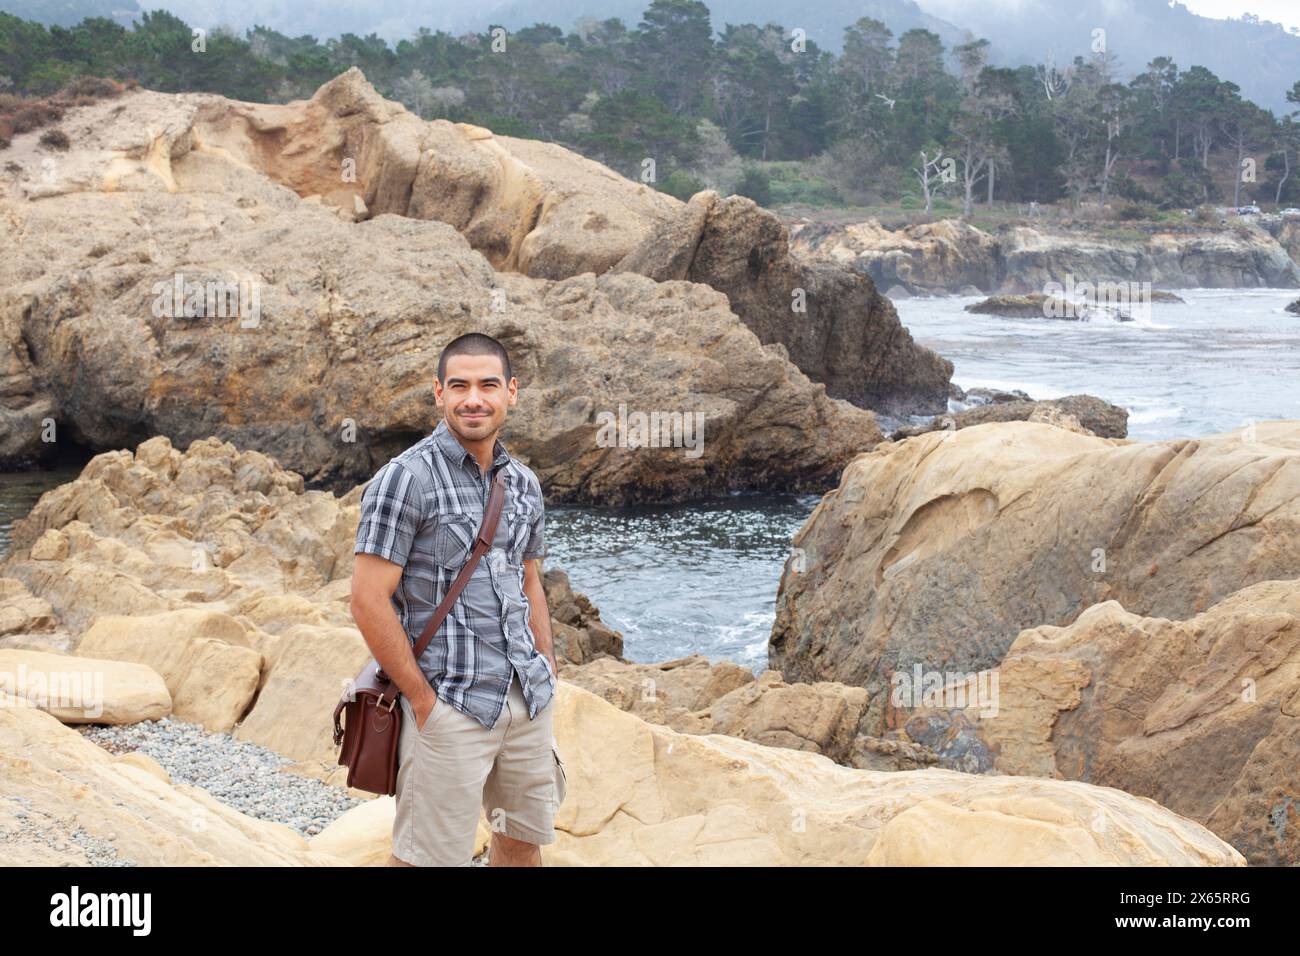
[890, 664, 1000, 717]
[49, 886, 151, 936]
[0, 663, 104, 718]
[595, 403, 705, 458]
[1041, 274, 1151, 323]
[151, 272, 261, 327]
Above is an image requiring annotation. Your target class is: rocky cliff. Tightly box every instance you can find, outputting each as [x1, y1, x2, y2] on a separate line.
[791, 217, 1300, 295]
[0, 72, 915, 501]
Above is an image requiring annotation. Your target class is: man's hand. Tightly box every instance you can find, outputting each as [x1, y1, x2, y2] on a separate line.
[351, 552, 437, 716]
[411, 692, 441, 732]
[522, 557, 558, 676]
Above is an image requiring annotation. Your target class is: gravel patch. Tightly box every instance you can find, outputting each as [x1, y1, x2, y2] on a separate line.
[78, 716, 362, 838]
[0, 796, 135, 866]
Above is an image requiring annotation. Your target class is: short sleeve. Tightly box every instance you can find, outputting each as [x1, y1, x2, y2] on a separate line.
[354, 461, 424, 567]
[522, 477, 545, 561]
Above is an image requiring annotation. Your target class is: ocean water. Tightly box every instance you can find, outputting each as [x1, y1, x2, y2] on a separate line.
[894, 288, 1300, 441]
[3, 288, 1296, 674]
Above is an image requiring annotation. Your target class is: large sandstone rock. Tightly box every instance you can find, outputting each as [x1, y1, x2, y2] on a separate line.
[538, 683, 1240, 865]
[612, 192, 952, 414]
[0, 78, 883, 501]
[772, 421, 1300, 737]
[889, 579, 1300, 866]
[197, 70, 950, 416]
[0, 647, 171, 724]
[559, 654, 876, 764]
[76, 610, 264, 733]
[0, 692, 349, 865]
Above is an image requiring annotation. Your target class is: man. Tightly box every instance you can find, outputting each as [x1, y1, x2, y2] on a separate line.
[350, 332, 565, 867]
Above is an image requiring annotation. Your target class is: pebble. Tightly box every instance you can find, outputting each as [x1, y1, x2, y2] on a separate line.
[78, 716, 362, 839]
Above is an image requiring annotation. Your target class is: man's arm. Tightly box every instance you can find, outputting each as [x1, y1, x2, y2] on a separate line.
[351, 553, 437, 717]
[350, 460, 437, 726]
[522, 557, 557, 678]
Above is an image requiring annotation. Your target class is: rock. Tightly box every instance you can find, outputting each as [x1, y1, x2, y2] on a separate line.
[542, 569, 622, 663]
[539, 682, 1241, 865]
[1150, 290, 1185, 303]
[1286, 299, 1300, 315]
[308, 795, 492, 865]
[672, 194, 951, 415]
[892, 394, 1130, 440]
[964, 387, 1033, 405]
[561, 654, 873, 761]
[996, 224, 1300, 291]
[113, 749, 172, 782]
[771, 421, 1300, 742]
[0, 647, 171, 723]
[886, 285, 912, 299]
[965, 293, 1100, 319]
[792, 217, 1300, 293]
[0, 81, 885, 500]
[231, 624, 371, 769]
[0, 576, 59, 638]
[898, 579, 1300, 865]
[76, 610, 263, 733]
[790, 218, 999, 296]
[0, 693, 349, 865]
[213, 70, 952, 416]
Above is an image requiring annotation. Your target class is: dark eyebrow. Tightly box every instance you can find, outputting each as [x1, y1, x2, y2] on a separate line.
[444, 375, 504, 386]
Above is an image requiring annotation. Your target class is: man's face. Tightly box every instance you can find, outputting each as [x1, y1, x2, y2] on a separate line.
[434, 352, 516, 443]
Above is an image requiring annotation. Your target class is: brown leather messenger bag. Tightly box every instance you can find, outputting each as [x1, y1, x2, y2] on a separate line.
[332, 469, 507, 795]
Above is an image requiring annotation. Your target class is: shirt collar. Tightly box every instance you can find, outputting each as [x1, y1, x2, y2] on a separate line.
[432, 417, 511, 473]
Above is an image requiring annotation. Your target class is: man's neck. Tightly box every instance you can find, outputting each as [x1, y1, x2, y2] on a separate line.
[452, 426, 498, 476]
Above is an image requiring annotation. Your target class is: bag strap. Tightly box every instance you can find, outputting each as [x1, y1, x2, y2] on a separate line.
[410, 468, 508, 664]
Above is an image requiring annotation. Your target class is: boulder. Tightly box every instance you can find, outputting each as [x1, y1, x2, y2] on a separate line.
[539, 682, 1241, 865]
[76, 610, 263, 733]
[891, 579, 1300, 865]
[212, 70, 952, 415]
[772, 421, 1300, 740]
[0, 647, 171, 723]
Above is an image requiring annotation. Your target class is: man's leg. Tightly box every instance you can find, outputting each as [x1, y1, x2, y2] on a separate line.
[481, 675, 560, 866]
[488, 832, 541, 867]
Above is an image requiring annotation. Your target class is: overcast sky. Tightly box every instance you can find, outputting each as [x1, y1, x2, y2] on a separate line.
[1181, 0, 1300, 31]
[920, 0, 1300, 33]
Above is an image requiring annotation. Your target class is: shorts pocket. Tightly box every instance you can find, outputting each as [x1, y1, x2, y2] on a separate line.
[406, 692, 449, 736]
[551, 743, 567, 806]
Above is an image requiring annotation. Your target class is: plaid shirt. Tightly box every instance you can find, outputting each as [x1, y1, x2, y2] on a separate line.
[353, 418, 552, 730]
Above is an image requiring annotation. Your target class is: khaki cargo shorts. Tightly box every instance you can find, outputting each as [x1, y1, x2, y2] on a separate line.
[392, 674, 567, 866]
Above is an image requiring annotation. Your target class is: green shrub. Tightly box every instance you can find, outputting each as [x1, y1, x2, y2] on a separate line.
[659, 168, 704, 201]
[1115, 201, 1157, 221]
[733, 166, 771, 207]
